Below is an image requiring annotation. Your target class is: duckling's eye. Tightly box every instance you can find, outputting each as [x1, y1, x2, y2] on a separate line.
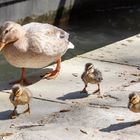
[4, 30, 9, 34]
[131, 97, 136, 102]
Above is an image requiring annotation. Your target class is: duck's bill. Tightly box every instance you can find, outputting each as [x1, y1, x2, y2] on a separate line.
[15, 90, 22, 97]
[0, 42, 5, 51]
[128, 103, 132, 109]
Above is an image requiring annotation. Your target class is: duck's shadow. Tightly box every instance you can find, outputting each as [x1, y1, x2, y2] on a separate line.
[24, 68, 53, 84]
[0, 68, 53, 91]
[100, 120, 140, 132]
[57, 91, 90, 100]
[0, 110, 12, 120]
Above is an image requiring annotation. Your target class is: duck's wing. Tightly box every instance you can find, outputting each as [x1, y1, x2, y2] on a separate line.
[23, 22, 73, 55]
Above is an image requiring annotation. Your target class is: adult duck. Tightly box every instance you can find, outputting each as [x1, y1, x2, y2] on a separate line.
[0, 21, 74, 85]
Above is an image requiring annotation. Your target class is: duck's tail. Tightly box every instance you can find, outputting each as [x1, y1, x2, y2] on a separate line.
[68, 42, 74, 49]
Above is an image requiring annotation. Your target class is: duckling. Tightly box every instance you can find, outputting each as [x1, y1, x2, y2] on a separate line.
[81, 63, 103, 97]
[9, 84, 31, 119]
[128, 92, 140, 113]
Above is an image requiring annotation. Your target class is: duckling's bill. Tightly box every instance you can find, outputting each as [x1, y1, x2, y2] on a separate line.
[15, 90, 22, 97]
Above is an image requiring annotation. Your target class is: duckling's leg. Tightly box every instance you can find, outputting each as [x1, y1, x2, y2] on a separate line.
[9, 68, 31, 85]
[95, 83, 104, 98]
[22, 104, 30, 114]
[43, 58, 61, 80]
[10, 106, 18, 119]
[93, 83, 100, 94]
[81, 81, 88, 94]
[93, 83, 103, 98]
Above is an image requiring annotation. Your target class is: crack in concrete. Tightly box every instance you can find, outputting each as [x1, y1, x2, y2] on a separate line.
[78, 56, 139, 68]
[89, 103, 127, 109]
[10, 123, 44, 130]
[32, 96, 68, 105]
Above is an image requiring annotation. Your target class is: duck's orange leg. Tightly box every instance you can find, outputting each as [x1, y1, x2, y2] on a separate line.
[9, 68, 31, 85]
[43, 58, 61, 80]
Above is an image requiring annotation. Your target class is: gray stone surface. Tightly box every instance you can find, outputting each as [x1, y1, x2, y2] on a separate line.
[81, 34, 140, 67]
[1, 35, 140, 139]
[0, 0, 74, 23]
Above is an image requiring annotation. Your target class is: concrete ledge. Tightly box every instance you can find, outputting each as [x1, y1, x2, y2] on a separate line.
[81, 34, 140, 67]
[1, 34, 140, 139]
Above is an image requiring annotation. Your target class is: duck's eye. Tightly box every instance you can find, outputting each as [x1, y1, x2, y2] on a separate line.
[5, 30, 9, 34]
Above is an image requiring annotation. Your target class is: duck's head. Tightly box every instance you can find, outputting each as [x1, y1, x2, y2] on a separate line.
[128, 92, 140, 109]
[0, 21, 24, 51]
[12, 84, 23, 97]
[85, 63, 94, 72]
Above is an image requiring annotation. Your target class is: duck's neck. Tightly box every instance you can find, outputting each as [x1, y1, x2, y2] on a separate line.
[13, 32, 29, 52]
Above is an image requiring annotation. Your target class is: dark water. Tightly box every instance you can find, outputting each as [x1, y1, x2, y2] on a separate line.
[64, 8, 140, 59]
[1, 8, 140, 82]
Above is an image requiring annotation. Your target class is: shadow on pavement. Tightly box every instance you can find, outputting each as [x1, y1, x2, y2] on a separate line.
[0, 68, 53, 91]
[57, 91, 89, 100]
[0, 110, 12, 120]
[100, 120, 140, 132]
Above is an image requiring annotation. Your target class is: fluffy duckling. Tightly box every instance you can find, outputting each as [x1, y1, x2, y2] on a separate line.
[9, 84, 31, 119]
[128, 92, 140, 113]
[81, 63, 103, 97]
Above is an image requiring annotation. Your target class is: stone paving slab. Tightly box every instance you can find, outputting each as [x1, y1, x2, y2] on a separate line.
[26, 56, 139, 102]
[0, 34, 140, 139]
[81, 34, 140, 66]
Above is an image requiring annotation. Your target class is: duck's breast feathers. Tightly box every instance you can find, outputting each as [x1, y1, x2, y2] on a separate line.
[23, 22, 72, 55]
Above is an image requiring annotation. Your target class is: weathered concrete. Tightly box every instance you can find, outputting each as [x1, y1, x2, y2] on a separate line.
[0, 0, 75, 24]
[0, 34, 140, 139]
[81, 34, 140, 67]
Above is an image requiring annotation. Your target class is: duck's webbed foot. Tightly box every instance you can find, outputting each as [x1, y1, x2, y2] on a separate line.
[81, 87, 88, 94]
[97, 94, 104, 98]
[93, 89, 104, 98]
[93, 89, 100, 94]
[43, 69, 60, 80]
[42, 58, 61, 80]
[9, 68, 32, 85]
[93, 84, 104, 98]
[10, 108, 19, 119]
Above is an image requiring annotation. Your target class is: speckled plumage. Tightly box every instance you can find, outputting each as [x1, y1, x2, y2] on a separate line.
[9, 84, 31, 118]
[81, 68, 102, 84]
[9, 84, 31, 106]
[81, 63, 103, 97]
[128, 92, 140, 113]
[0, 21, 74, 68]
